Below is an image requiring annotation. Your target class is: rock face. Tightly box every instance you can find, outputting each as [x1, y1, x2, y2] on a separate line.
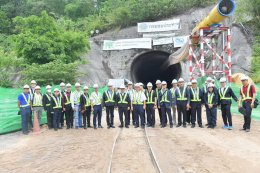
[78, 6, 252, 86]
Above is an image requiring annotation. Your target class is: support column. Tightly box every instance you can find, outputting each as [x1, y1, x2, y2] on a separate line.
[189, 38, 193, 81]
[200, 29, 205, 77]
[227, 29, 232, 83]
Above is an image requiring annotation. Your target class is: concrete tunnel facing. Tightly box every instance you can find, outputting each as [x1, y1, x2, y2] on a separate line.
[131, 51, 182, 86]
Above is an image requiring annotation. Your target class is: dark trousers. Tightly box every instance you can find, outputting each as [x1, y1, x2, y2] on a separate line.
[243, 102, 252, 129]
[53, 109, 62, 129]
[177, 102, 187, 125]
[65, 106, 74, 128]
[127, 107, 135, 125]
[133, 105, 145, 126]
[186, 109, 191, 123]
[161, 106, 173, 126]
[221, 104, 232, 126]
[119, 107, 129, 126]
[191, 102, 202, 125]
[29, 111, 33, 129]
[20, 107, 31, 134]
[83, 107, 91, 127]
[60, 111, 65, 127]
[146, 104, 155, 126]
[93, 105, 102, 127]
[206, 107, 217, 126]
[106, 106, 114, 127]
[46, 107, 53, 128]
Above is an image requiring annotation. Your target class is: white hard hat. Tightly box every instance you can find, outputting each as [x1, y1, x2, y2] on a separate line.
[220, 77, 227, 83]
[66, 83, 71, 87]
[30, 80, 36, 84]
[178, 78, 185, 82]
[147, 82, 153, 87]
[187, 82, 192, 86]
[46, 85, 52, 89]
[207, 83, 214, 88]
[191, 79, 197, 83]
[135, 83, 140, 87]
[84, 86, 89, 90]
[60, 82, 65, 87]
[171, 79, 177, 84]
[206, 77, 212, 81]
[128, 81, 133, 85]
[241, 75, 249, 81]
[23, 84, 30, 89]
[161, 81, 167, 85]
[119, 84, 125, 89]
[139, 82, 144, 86]
[155, 80, 161, 84]
[107, 82, 113, 86]
[75, 83, 81, 87]
[54, 88, 60, 92]
[93, 84, 99, 88]
[35, 85, 41, 90]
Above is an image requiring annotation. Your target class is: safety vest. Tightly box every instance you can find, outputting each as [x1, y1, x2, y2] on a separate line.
[33, 93, 43, 107]
[83, 93, 91, 107]
[20, 93, 31, 108]
[191, 87, 201, 102]
[160, 90, 170, 103]
[241, 84, 252, 101]
[146, 90, 154, 104]
[133, 91, 143, 105]
[45, 93, 51, 106]
[52, 95, 62, 109]
[170, 88, 176, 98]
[208, 93, 214, 104]
[73, 91, 82, 104]
[177, 87, 188, 101]
[156, 88, 160, 98]
[219, 86, 231, 100]
[105, 90, 115, 103]
[92, 92, 102, 105]
[64, 92, 71, 105]
[118, 93, 128, 104]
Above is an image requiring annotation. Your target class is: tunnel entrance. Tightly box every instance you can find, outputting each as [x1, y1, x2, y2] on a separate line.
[131, 51, 181, 86]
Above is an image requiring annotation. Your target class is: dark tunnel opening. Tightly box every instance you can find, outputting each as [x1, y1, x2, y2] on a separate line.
[131, 51, 181, 87]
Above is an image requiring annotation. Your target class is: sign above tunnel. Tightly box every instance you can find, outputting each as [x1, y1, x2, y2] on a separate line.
[137, 19, 181, 33]
[103, 38, 152, 50]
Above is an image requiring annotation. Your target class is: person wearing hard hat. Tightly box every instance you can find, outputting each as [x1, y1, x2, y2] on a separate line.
[132, 83, 147, 128]
[127, 81, 135, 126]
[158, 81, 173, 128]
[175, 78, 190, 128]
[189, 79, 204, 128]
[17, 85, 32, 135]
[50, 88, 63, 131]
[145, 82, 157, 128]
[59, 82, 66, 128]
[116, 84, 131, 128]
[186, 82, 192, 125]
[203, 77, 213, 94]
[71, 82, 83, 129]
[238, 75, 257, 132]
[31, 85, 43, 127]
[204, 83, 218, 129]
[103, 82, 117, 129]
[90, 84, 103, 129]
[170, 79, 178, 125]
[80, 86, 92, 129]
[43, 85, 53, 129]
[155, 80, 163, 125]
[218, 77, 238, 130]
[63, 83, 74, 129]
[28, 80, 37, 128]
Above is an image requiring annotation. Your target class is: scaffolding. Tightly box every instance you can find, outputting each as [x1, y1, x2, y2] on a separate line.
[189, 26, 232, 82]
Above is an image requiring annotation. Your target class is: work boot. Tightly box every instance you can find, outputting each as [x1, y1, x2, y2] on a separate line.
[110, 125, 115, 128]
[183, 125, 187, 128]
[125, 125, 129, 128]
[199, 125, 204, 128]
[118, 124, 123, 128]
[176, 124, 181, 128]
[246, 129, 250, 132]
[170, 124, 173, 128]
[191, 124, 195, 128]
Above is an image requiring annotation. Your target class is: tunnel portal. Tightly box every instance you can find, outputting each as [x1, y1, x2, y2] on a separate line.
[131, 51, 181, 86]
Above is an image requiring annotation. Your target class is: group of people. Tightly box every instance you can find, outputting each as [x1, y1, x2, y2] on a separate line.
[17, 75, 256, 135]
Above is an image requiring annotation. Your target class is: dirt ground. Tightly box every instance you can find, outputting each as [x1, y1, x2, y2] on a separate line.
[0, 108, 260, 173]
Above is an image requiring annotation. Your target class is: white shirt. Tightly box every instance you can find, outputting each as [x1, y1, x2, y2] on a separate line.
[127, 89, 134, 101]
[133, 90, 147, 103]
[90, 92, 102, 105]
[71, 90, 83, 109]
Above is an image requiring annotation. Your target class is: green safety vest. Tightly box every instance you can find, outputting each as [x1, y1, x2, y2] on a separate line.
[20, 93, 31, 108]
[92, 92, 102, 105]
[64, 92, 71, 105]
[191, 87, 201, 102]
[52, 95, 62, 109]
[241, 84, 252, 101]
[177, 87, 188, 101]
[45, 94, 51, 106]
[118, 93, 128, 104]
[133, 91, 143, 105]
[219, 86, 231, 100]
[208, 93, 214, 104]
[146, 90, 155, 104]
[156, 88, 160, 98]
[160, 90, 170, 103]
[73, 91, 82, 104]
[170, 88, 176, 99]
[83, 93, 91, 107]
[105, 90, 115, 103]
[33, 93, 43, 107]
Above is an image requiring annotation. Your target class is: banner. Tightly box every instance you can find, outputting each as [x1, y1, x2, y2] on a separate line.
[143, 33, 176, 39]
[103, 38, 152, 50]
[153, 37, 174, 46]
[137, 19, 181, 33]
[173, 36, 189, 48]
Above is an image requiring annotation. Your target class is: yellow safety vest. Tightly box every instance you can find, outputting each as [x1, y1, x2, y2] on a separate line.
[92, 92, 102, 105]
[73, 91, 82, 104]
[156, 88, 160, 98]
[170, 88, 176, 98]
[105, 90, 115, 103]
[191, 87, 201, 102]
[52, 95, 62, 109]
[20, 93, 31, 108]
[83, 93, 91, 107]
[33, 93, 43, 107]
[177, 87, 188, 101]
[133, 91, 143, 105]
[118, 93, 128, 104]
[45, 94, 51, 106]
[241, 84, 252, 101]
[219, 87, 231, 100]
[208, 93, 214, 104]
[146, 90, 155, 104]
[160, 90, 170, 103]
[64, 93, 71, 105]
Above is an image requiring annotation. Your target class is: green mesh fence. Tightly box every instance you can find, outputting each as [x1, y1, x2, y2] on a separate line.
[0, 85, 108, 134]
